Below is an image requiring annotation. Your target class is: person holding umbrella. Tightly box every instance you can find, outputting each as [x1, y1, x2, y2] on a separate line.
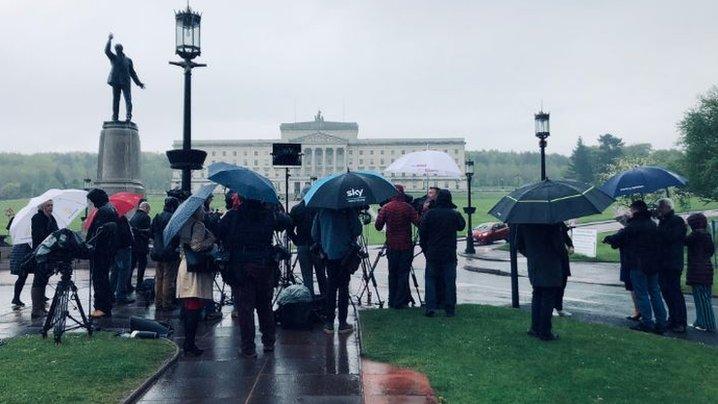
[29, 200, 59, 318]
[419, 189, 466, 317]
[150, 197, 181, 311]
[305, 170, 397, 334]
[656, 198, 688, 333]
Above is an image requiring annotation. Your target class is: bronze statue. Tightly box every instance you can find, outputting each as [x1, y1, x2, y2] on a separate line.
[105, 33, 145, 122]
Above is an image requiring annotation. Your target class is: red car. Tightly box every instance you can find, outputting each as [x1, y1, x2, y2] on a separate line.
[472, 222, 510, 245]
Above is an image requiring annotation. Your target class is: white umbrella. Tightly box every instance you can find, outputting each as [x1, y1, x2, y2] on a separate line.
[9, 189, 88, 246]
[385, 150, 462, 178]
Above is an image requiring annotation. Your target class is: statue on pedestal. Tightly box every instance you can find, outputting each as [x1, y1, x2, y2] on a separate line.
[105, 33, 145, 122]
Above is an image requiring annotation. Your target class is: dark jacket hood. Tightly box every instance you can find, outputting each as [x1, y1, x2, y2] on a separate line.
[87, 188, 109, 207]
[435, 189, 457, 209]
[163, 196, 180, 213]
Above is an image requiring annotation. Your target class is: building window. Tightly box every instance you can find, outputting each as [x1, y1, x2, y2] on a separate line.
[222, 151, 227, 156]
[254, 151, 258, 156]
[402, 151, 405, 155]
[243, 160, 248, 166]
[391, 150, 395, 155]
[380, 159, 385, 165]
[370, 150, 374, 155]
[233, 151, 237, 156]
[211, 151, 216, 156]
[359, 150, 364, 155]
[348, 150, 353, 155]
[359, 159, 364, 165]
[244, 151, 248, 156]
[380, 150, 384, 155]
[254, 160, 258, 166]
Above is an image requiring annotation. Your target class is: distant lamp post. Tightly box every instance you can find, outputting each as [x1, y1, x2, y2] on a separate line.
[166, 5, 207, 193]
[463, 160, 476, 255]
[535, 110, 550, 181]
[83, 178, 92, 191]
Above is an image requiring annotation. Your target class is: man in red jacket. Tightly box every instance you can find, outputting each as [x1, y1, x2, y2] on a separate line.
[375, 185, 420, 309]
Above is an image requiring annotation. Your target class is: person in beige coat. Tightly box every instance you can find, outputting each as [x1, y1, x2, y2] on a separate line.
[176, 207, 216, 356]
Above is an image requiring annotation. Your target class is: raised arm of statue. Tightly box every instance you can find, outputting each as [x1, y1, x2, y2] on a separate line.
[105, 34, 115, 61]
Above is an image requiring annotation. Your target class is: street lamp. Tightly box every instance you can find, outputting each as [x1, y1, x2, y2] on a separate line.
[166, 5, 207, 194]
[535, 110, 550, 181]
[463, 160, 476, 255]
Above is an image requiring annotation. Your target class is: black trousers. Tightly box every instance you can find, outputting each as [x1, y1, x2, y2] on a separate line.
[130, 249, 148, 288]
[91, 256, 114, 313]
[531, 287, 560, 337]
[554, 275, 569, 311]
[237, 263, 275, 354]
[659, 271, 687, 327]
[112, 85, 132, 120]
[325, 259, 351, 326]
[386, 249, 413, 308]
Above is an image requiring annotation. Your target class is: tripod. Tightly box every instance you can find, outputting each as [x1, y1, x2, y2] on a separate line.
[42, 261, 92, 344]
[272, 231, 299, 305]
[355, 234, 384, 308]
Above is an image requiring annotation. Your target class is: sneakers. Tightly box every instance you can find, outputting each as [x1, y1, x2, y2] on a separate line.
[670, 325, 687, 334]
[691, 323, 708, 332]
[241, 350, 257, 358]
[626, 314, 641, 322]
[630, 323, 654, 333]
[557, 310, 572, 317]
[90, 309, 110, 319]
[184, 345, 204, 357]
[337, 323, 354, 334]
[11, 298, 25, 308]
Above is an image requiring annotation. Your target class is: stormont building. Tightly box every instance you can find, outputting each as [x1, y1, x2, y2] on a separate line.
[171, 111, 466, 198]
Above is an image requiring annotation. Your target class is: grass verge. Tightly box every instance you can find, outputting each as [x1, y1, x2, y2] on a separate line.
[0, 332, 175, 403]
[360, 305, 718, 403]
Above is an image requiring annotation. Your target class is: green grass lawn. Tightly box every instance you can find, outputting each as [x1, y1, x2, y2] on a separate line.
[0, 332, 175, 403]
[360, 305, 718, 403]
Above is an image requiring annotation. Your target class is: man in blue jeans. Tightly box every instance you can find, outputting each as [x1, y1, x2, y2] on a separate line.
[110, 216, 135, 305]
[419, 189, 466, 317]
[604, 200, 666, 333]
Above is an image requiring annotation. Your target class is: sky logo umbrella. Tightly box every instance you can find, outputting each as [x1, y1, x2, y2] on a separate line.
[303, 171, 397, 209]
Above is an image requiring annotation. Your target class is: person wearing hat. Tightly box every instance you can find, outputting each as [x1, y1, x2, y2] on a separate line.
[86, 188, 119, 318]
[604, 200, 666, 334]
[375, 184, 420, 309]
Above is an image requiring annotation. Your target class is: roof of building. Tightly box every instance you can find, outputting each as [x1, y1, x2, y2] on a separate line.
[280, 110, 359, 132]
[174, 137, 465, 148]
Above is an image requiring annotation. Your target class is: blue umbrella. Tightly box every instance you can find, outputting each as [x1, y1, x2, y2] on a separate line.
[600, 166, 687, 197]
[207, 162, 280, 205]
[163, 183, 217, 245]
[304, 171, 397, 209]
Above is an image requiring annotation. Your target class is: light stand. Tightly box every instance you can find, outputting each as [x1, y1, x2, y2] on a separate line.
[463, 160, 476, 255]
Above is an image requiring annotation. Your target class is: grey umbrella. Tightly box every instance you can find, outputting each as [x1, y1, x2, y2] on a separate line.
[163, 184, 217, 245]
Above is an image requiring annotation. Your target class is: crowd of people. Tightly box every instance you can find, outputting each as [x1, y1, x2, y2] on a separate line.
[7, 184, 715, 355]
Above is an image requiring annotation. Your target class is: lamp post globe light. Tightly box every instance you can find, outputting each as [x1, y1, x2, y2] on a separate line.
[535, 110, 550, 181]
[463, 160, 476, 255]
[167, 5, 207, 194]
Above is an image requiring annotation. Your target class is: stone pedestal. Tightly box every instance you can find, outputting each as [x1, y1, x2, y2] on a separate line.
[95, 121, 144, 195]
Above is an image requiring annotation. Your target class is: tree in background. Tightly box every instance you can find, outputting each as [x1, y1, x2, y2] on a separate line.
[568, 137, 595, 183]
[679, 87, 718, 200]
[594, 133, 625, 178]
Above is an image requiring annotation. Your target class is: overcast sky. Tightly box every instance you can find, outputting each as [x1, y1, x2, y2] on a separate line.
[3, 0, 718, 155]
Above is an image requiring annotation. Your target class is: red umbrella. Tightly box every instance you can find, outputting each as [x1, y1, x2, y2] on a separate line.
[83, 192, 143, 230]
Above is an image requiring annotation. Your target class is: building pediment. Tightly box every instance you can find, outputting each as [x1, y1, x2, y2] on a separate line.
[292, 132, 349, 145]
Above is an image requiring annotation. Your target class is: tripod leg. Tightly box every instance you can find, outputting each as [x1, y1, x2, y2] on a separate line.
[410, 266, 423, 306]
[42, 286, 62, 338]
[71, 283, 92, 335]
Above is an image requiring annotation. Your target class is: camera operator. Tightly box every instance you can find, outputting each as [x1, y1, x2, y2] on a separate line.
[312, 207, 362, 335]
[86, 188, 119, 319]
[30, 200, 58, 318]
[219, 195, 290, 358]
[375, 185, 419, 309]
[289, 187, 326, 298]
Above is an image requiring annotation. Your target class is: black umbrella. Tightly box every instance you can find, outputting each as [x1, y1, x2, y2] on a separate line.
[303, 171, 397, 209]
[488, 179, 614, 224]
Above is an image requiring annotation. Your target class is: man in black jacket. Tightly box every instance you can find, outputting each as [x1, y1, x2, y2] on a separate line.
[604, 200, 667, 334]
[517, 223, 566, 341]
[86, 188, 118, 318]
[150, 197, 180, 311]
[129, 201, 151, 291]
[419, 189, 466, 317]
[30, 200, 59, 318]
[289, 187, 326, 298]
[656, 198, 688, 333]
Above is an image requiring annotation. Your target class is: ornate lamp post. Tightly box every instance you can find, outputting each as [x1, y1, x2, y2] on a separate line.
[535, 110, 550, 181]
[167, 5, 207, 193]
[463, 160, 476, 255]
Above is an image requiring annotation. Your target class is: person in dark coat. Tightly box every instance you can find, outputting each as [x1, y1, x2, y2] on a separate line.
[29, 200, 59, 318]
[656, 198, 688, 333]
[312, 208, 363, 334]
[110, 215, 134, 305]
[86, 188, 119, 318]
[129, 201, 151, 291]
[376, 184, 420, 309]
[553, 222, 574, 317]
[150, 197, 181, 311]
[419, 189, 466, 317]
[289, 187, 327, 298]
[612, 213, 642, 321]
[516, 223, 565, 341]
[219, 198, 290, 357]
[604, 200, 667, 333]
[685, 213, 715, 332]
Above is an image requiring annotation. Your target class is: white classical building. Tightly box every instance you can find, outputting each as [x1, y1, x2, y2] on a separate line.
[172, 112, 466, 197]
